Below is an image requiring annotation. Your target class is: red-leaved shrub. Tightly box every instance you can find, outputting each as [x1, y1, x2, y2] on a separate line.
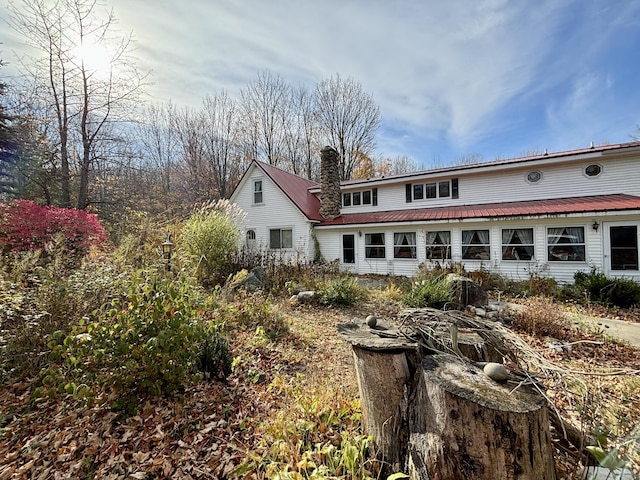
[0, 200, 107, 255]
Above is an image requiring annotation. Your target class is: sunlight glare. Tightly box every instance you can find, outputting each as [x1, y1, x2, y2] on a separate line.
[73, 41, 112, 78]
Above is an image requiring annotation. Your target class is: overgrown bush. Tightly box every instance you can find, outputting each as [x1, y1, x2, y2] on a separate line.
[42, 270, 230, 411]
[0, 253, 122, 381]
[217, 290, 289, 340]
[180, 199, 245, 286]
[0, 199, 107, 257]
[563, 268, 640, 308]
[509, 296, 572, 338]
[318, 276, 364, 307]
[402, 275, 454, 309]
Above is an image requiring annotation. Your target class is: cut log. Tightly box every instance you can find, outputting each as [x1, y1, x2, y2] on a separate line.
[408, 354, 557, 480]
[352, 347, 410, 471]
[338, 321, 418, 471]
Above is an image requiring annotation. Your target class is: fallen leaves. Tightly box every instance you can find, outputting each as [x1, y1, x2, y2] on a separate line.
[1, 297, 637, 479]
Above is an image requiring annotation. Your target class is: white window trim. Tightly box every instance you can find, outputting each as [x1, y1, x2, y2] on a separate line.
[252, 178, 264, 205]
[268, 227, 294, 250]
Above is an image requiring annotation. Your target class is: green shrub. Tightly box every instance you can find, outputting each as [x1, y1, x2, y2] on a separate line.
[567, 268, 640, 308]
[319, 276, 364, 307]
[180, 199, 245, 285]
[45, 270, 230, 410]
[402, 276, 454, 309]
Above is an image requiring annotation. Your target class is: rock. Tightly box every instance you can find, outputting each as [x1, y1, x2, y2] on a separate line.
[475, 307, 486, 318]
[446, 274, 488, 307]
[289, 295, 299, 303]
[366, 315, 377, 328]
[483, 362, 509, 381]
[297, 291, 315, 303]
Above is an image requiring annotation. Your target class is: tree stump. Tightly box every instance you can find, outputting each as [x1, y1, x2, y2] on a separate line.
[408, 354, 557, 480]
[337, 322, 418, 471]
[338, 310, 557, 480]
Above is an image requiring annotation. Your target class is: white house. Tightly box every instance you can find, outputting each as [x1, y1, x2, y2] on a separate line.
[228, 142, 640, 283]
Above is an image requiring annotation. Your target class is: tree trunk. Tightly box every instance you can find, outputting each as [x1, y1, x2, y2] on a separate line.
[408, 354, 557, 480]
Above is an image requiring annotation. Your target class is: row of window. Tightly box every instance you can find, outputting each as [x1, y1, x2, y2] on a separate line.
[526, 164, 602, 184]
[355, 227, 586, 262]
[406, 178, 459, 202]
[343, 188, 378, 207]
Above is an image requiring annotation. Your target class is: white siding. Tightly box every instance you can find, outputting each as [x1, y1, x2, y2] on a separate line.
[231, 165, 313, 263]
[315, 215, 640, 283]
[339, 155, 640, 214]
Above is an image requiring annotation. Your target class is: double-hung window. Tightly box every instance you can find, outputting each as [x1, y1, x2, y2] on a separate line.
[269, 228, 293, 249]
[462, 230, 490, 260]
[365, 233, 386, 259]
[502, 229, 534, 261]
[425, 231, 451, 260]
[547, 227, 585, 261]
[394, 232, 416, 259]
[253, 180, 263, 204]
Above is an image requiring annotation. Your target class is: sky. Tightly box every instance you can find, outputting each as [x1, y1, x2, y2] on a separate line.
[3, 0, 640, 168]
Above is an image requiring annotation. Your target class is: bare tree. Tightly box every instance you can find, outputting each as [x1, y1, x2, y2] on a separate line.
[239, 71, 288, 165]
[136, 102, 180, 212]
[8, 0, 147, 209]
[283, 84, 320, 179]
[315, 74, 381, 180]
[202, 91, 242, 198]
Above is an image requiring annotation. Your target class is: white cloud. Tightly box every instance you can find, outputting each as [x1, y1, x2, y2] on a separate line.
[4, 0, 640, 161]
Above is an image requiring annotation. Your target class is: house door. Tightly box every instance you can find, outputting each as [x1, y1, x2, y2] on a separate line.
[342, 234, 356, 267]
[604, 223, 639, 275]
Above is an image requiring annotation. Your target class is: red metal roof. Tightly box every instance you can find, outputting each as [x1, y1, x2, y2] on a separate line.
[318, 194, 640, 226]
[254, 161, 323, 221]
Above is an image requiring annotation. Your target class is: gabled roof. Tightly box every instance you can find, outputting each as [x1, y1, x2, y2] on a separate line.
[242, 161, 323, 221]
[318, 194, 640, 227]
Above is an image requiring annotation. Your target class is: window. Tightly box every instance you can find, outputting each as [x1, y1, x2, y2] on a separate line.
[394, 232, 416, 259]
[253, 180, 263, 204]
[438, 181, 450, 197]
[502, 228, 534, 261]
[585, 164, 602, 177]
[269, 228, 293, 249]
[342, 234, 355, 264]
[407, 179, 457, 201]
[462, 230, 490, 260]
[344, 189, 377, 207]
[610, 226, 638, 270]
[547, 227, 585, 261]
[425, 231, 451, 260]
[527, 171, 542, 183]
[365, 233, 385, 259]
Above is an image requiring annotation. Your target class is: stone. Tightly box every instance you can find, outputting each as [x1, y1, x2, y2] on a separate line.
[297, 291, 315, 303]
[366, 315, 377, 328]
[446, 274, 488, 307]
[475, 307, 486, 317]
[483, 362, 509, 381]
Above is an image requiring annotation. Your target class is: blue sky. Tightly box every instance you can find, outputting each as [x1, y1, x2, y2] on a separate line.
[4, 0, 640, 168]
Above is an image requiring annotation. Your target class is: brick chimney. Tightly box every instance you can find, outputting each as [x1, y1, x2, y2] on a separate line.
[319, 146, 341, 219]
